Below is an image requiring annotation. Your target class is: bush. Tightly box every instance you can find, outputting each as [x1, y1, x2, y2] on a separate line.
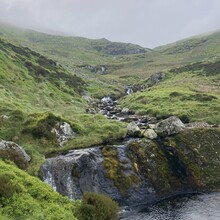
[0, 150, 26, 169]
[77, 192, 119, 220]
[0, 174, 22, 199]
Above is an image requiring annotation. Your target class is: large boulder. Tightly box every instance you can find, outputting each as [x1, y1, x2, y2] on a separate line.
[156, 116, 185, 136]
[142, 129, 158, 139]
[0, 140, 31, 164]
[127, 122, 141, 137]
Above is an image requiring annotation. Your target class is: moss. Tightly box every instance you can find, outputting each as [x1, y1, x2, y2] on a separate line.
[102, 146, 139, 196]
[71, 164, 81, 179]
[127, 140, 172, 194]
[165, 128, 220, 190]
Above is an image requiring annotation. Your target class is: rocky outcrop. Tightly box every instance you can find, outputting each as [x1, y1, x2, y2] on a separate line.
[146, 72, 166, 87]
[41, 127, 220, 206]
[0, 140, 31, 164]
[156, 116, 185, 136]
[41, 144, 156, 205]
[52, 122, 76, 146]
[80, 65, 107, 74]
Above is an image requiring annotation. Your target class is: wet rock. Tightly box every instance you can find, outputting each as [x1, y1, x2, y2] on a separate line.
[41, 144, 156, 205]
[0, 140, 31, 163]
[156, 116, 185, 136]
[52, 122, 76, 145]
[101, 96, 114, 105]
[125, 86, 133, 95]
[127, 122, 141, 137]
[142, 129, 157, 139]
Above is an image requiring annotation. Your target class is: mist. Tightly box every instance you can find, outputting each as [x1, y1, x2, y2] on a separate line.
[0, 0, 220, 48]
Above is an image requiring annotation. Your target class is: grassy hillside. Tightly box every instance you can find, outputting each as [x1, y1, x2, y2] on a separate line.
[120, 58, 220, 124]
[0, 36, 126, 175]
[0, 22, 220, 219]
[0, 160, 79, 220]
[2, 23, 220, 91]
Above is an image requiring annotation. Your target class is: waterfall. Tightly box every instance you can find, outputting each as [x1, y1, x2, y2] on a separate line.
[41, 143, 156, 205]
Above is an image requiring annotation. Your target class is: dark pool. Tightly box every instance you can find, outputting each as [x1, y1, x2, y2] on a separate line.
[120, 193, 220, 220]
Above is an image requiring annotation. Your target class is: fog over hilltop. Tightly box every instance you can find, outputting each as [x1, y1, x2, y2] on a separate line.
[0, 0, 220, 47]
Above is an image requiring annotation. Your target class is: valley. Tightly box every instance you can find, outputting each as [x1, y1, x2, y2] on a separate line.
[1, 23, 220, 220]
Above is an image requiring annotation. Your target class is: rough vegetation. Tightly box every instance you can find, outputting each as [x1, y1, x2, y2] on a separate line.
[76, 192, 119, 220]
[1, 23, 220, 219]
[0, 160, 79, 220]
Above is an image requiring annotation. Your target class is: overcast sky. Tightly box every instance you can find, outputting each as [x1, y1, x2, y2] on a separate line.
[0, 0, 220, 48]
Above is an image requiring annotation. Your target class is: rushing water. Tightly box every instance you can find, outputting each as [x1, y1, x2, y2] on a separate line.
[120, 193, 220, 220]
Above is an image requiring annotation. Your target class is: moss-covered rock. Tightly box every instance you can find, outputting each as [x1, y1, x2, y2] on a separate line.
[165, 128, 220, 189]
[127, 128, 220, 195]
[102, 146, 140, 196]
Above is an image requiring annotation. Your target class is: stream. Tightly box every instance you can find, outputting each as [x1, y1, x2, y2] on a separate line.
[41, 95, 220, 219]
[119, 192, 220, 220]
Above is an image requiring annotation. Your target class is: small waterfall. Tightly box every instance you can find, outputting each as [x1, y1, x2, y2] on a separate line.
[126, 86, 133, 95]
[41, 142, 157, 205]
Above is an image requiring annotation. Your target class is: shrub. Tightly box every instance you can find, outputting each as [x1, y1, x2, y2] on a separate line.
[0, 150, 26, 169]
[0, 174, 22, 199]
[77, 192, 119, 220]
[26, 113, 61, 140]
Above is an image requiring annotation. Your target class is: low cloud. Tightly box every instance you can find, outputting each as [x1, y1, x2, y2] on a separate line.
[0, 0, 220, 47]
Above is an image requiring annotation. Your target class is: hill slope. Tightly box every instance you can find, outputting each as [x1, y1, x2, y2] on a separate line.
[0, 160, 78, 220]
[0, 36, 126, 175]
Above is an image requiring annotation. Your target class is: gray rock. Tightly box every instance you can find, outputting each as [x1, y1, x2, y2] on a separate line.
[0, 115, 10, 121]
[41, 144, 156, 205]
[82, 95, 94, 104]
[52, 122, 76, 146]
[148, 124, 157, 130]
[156, 116, 185, 136]
[121, 107, 130, 114]
[127, 122, 141, 137]
[146, 72, 166, 87]
[0, 140, 31, 163]
[142, 129, 157, 139]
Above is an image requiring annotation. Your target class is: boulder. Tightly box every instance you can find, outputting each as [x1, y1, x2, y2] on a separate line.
[142, 129, 157, 139]
[121, 107, 130, 114]
[127, 122, 141, 137]
[147, 72, 166, 87]
[52, 122, 76, 145]
[156, 116, 185, 136]
[148, 124, 157, 130]
[0, 140, 31, 163]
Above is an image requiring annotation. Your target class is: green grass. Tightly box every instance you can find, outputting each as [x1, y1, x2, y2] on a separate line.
[0, 37, 127, 175]
[0, 160, 79, 220]
[120, 61, 220, 124]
